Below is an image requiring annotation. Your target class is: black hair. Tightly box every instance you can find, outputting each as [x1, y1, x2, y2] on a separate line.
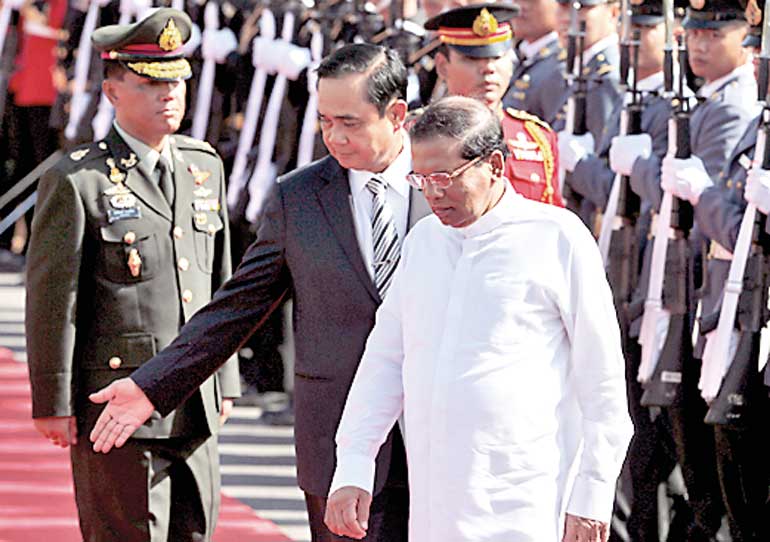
[316, 43, 407, 116]
[409, 96, 508, 159]
[102, 60, 127, 81]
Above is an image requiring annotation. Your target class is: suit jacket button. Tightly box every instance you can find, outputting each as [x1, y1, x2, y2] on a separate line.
[173, 226, 184, 239]
[178, 257, 190, 271]
[109, 357, 122, 369]
[182, 289, 193, 303]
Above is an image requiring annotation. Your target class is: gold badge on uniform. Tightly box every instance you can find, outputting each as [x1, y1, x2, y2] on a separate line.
[70, 148, 90, 161]
[127, 248, 142, 277]
[106, 158, 126, 185]
[121, 153, 138, 169]
[159, 19, 183, 51]
[472, 8, 498, 37]
[188, 164, 211, 185]
[110, 193, 138, 209]
[194, 212, 208, 226]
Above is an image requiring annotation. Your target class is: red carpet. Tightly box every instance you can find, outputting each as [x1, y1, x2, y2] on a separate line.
[0, 348, 291, 541]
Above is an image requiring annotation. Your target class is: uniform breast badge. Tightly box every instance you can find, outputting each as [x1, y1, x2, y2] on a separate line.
[127, 248, 142, 277]
[189, 164, 211, 185]
[70, 148, 90, 161]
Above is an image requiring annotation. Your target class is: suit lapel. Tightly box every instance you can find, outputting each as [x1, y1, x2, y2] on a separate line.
[106, 129, 173, 222]
[316, 158, 381, 303]
[407, 187, 431, 229]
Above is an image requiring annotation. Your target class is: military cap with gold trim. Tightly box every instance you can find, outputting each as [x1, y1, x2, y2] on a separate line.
[740, 0, 764, 47]
[424, 3, 520, 58]
[92, 8, 193, 81]
[682, 0, 746, 28]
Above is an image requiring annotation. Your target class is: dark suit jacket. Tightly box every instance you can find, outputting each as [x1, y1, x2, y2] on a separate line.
[25, 128, 240, 439]
[131, 153, 431, 497]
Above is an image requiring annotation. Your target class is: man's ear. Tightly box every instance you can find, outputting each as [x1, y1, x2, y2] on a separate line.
[435, 51, 449, 80]
[102, 79, 118, 106]
[490, 150, 505, 175]
[388, 99, 408, 129]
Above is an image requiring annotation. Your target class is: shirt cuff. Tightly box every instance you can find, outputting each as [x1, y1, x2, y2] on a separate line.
[565, 474, 617, 524]
[328, 453, 376, 497]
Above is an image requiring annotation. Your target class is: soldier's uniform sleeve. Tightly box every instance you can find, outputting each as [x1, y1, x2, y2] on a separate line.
[692, 100, 753, 179]
[695, 184, 745, 251]
[25, 160, 87, 418]
[629, 97, 672, 212]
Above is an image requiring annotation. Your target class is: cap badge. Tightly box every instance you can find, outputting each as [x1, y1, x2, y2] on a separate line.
[746, 0, 762, 25]
[472, 8, 498, 37]
[158, 19, 182, 51]
[689, 0, 705, 10]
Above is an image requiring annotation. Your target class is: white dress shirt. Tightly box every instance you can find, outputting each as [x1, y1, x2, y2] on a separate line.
[348, 134, 412, 279]
[330, 187, 633, 541]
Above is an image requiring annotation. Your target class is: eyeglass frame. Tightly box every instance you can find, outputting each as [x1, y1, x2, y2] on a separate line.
[406, 154, 487, 191]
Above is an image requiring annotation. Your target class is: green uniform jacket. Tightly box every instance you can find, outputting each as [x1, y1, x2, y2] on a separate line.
[25, 127, 240, 439]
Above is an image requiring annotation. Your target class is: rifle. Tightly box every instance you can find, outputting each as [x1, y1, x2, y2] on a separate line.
[639, 30, 694, 407]
[562, 9, 588, 214]
[705, 0, 770, 424]
[604, 29, 643, 314]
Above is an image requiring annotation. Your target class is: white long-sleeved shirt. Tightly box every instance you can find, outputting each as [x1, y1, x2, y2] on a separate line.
[330, 186, 633, 541]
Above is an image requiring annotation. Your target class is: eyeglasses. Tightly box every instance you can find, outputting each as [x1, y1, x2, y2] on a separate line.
[406, 155, 485, 191]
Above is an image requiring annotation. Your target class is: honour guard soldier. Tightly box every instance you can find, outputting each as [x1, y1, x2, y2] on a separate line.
[636, 0, 757, 538]
[25, 8, 240, 541]
[682, 1, 770, 538]
[503, 0, 565, 120]
[424, 3, 563, 205]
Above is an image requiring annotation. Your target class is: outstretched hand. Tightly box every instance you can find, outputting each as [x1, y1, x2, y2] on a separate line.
[562, 513, 609, 542]
[88, 378, 154, 453]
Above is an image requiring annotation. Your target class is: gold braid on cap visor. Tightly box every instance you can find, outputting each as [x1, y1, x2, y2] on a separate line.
[126, 58, 191, 80]
[438, 25, 512, 46]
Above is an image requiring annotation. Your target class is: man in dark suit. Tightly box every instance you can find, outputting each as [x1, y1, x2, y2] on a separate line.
[25, 9, 240, 541]
[88, 43, 427, 542]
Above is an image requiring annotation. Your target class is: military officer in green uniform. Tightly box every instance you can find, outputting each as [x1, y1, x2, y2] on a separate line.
[24, 8, 240, 542]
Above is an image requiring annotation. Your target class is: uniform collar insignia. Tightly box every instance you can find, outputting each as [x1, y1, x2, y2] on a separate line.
[70, 148, 90, 161]
[120, 153, 138, 169]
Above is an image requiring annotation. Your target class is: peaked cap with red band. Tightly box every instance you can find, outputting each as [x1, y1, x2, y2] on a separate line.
[424, 3, 519, 58]
[92, 8, 193, 81]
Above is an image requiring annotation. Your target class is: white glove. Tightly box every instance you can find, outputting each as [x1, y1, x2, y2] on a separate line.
[181, 23, 201, 57]
[660, 154, 713, 205]
[558, 131, 595, 173]
[744, 167, 770, 214]
[202, 27, 237, 63]
[609, 133, 652, 176]
[252, 36, 279, 73]
[273, 41, 312, 80]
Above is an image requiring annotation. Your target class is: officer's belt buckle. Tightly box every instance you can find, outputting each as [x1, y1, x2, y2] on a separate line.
[708, 240, 733, 261]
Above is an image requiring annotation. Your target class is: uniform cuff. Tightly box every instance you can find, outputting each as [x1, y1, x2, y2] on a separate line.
[30, 372, 73, 418]
[329, 453, 376, 497]
[565, 475, 617, 524]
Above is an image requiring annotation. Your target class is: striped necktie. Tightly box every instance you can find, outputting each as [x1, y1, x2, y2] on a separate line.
[367, 176, 401, 298]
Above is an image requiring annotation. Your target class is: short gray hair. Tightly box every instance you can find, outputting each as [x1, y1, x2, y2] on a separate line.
[409, 96, 508, 160]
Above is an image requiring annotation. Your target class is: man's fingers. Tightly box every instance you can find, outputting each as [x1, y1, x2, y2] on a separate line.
[356, 491, 371, 531]
[340, 499, 366, 539]
[89, 409, 112, 444]
[92, 416, 119, 453]
[88, 383, 117, 404]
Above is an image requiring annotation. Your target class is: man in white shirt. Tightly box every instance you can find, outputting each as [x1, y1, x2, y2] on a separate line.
[325, 96, 632, 542]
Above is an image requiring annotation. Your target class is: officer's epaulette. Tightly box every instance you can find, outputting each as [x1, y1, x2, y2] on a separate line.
[172, 135, 218, 155]
[61, 141, 109, 170]
[595, 63, 614, 77]
[505, 108, 553, 132]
